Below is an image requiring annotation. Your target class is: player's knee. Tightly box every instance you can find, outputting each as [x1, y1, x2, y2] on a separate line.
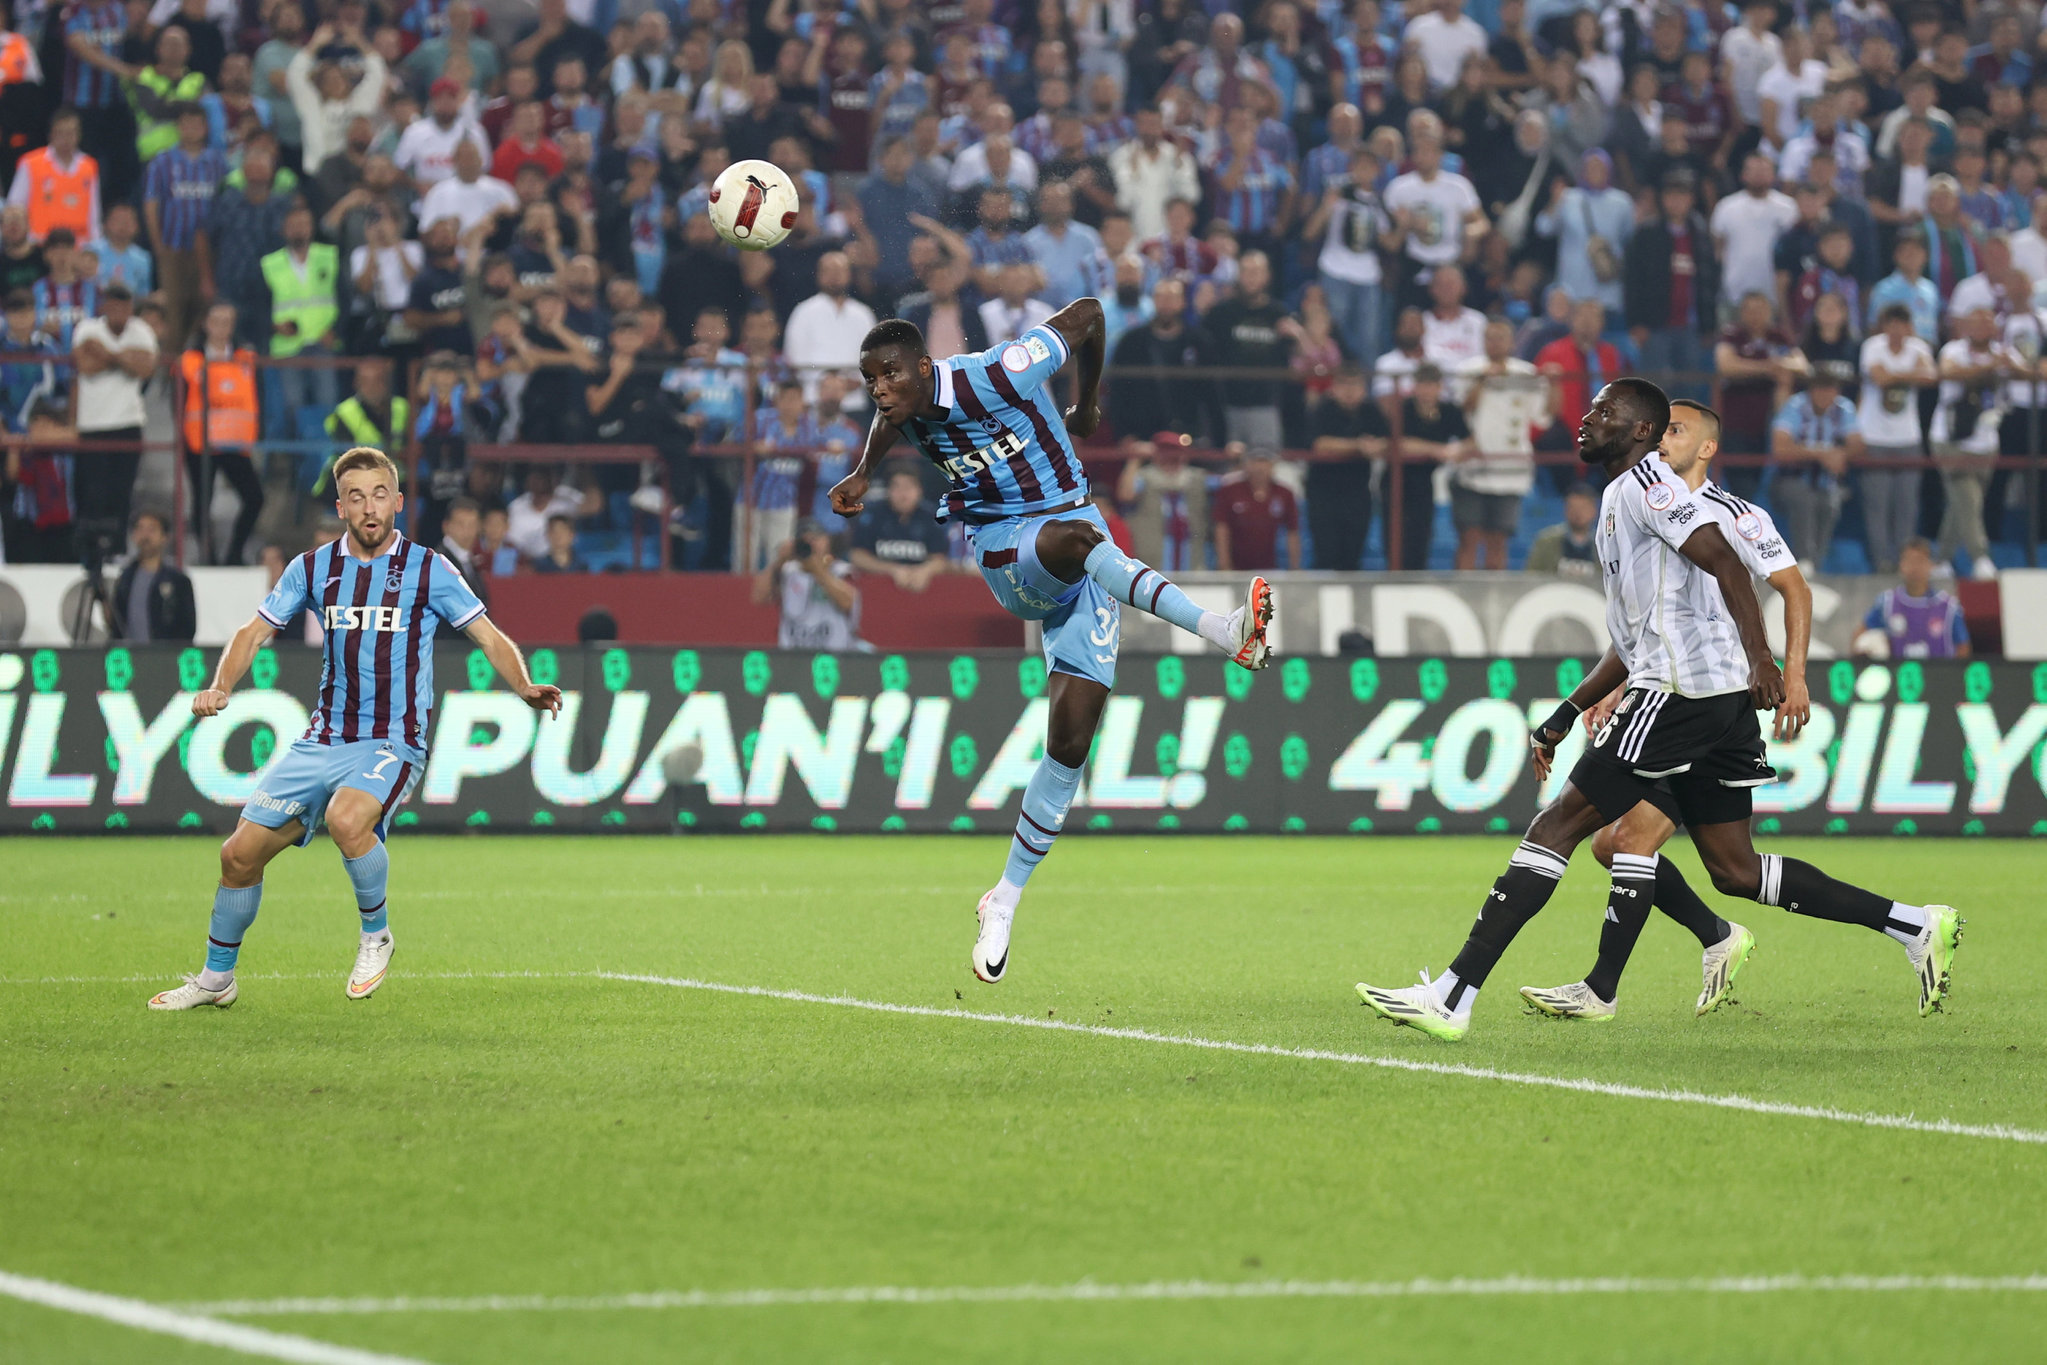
[1589, 825, 1616, 869]
[1040, 518, 1104, 565]
[1706, 856, 1762, 899]
[1044, 732, 1091, 768]
[326, 803, 378, 849]
[219, 834, 264, 885]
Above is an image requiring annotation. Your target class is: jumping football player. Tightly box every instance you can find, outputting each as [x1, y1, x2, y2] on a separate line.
[1355, 379, 1961, 1040]
[1520, 398, 1809, 1020]
[148, 447, 562, 1010]
[834, 299, 1273, 984]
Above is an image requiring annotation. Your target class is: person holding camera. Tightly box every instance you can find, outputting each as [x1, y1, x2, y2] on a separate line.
[751, 517, 859, 651]
[109, 509, 195, 642]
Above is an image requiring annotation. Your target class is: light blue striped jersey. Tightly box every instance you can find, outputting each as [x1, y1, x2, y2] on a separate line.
[898, 323, 1082, 523]
[256, 533, 486, 750]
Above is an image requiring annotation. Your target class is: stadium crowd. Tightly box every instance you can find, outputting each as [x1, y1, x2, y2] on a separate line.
[0, 0, 2044, 583]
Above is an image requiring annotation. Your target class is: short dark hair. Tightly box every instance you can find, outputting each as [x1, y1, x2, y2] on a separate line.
[1670, 398, 1721, 442]
[448, 495, 482, 516]
[1609, 375, 1671, 445]
[131, 508, 170, 535]
[1879, 301, 1915, 326]
[861, 317, 927, 357]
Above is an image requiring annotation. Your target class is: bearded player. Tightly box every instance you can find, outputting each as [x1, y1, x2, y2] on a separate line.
[834, 299, 1273, 984]
[1355, 379, 1959, 1040]
[148, 447, 562, 1010]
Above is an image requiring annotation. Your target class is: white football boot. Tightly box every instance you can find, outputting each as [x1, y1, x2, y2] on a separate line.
[971, 892, 1014, 984]
[1697, 922, 1756, 1016]
[148, 975, 237, 1011]
[1356, 971, 1468, 1041]
[1904, 906, 1964, 1017]
[347, 930, 394, 1000]
[1518, 981, 1617, 1021]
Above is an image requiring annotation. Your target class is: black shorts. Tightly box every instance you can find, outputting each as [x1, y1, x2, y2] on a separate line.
[1569, 687, 1777, 828]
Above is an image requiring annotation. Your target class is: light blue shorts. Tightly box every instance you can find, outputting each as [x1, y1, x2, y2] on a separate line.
[241, 737, 426, 848]
[966, 504, 1119, 690]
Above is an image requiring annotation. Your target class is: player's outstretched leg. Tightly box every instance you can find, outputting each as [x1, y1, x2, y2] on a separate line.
[149, 819, 296, 1010]
[329, 789, 396, 1000]
[1357, 788, 1607, 1040]
[1037, 519, 1273, 668]
[1691, 823, 1963, 1016]
[973, 673, 1107, 984]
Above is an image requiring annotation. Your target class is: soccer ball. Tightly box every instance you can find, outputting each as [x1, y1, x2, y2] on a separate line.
[707, 159, 800, 251]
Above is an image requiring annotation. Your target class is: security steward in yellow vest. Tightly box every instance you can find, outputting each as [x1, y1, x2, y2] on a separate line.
[316, 364, 409, 494]
[127, 30, 206, 162]
[260, 201, 342, 453]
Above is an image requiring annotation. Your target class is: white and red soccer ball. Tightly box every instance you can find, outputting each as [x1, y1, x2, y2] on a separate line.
[707, 159, 800, 251]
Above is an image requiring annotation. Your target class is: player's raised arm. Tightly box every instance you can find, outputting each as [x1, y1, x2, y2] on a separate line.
[191, 614, 282, 718]
[1045, 295, 1105, 438]
[830, 405, 902, 517]
[1677, 523, 1785, 710]
[464, 615, 563, 716]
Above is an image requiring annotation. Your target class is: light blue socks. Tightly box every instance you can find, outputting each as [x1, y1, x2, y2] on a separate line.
[205, 883, 263, 975]
[999, 754, 1084, 898]
[1082, 541, 1212, 637]
[344, 842, 390, 934]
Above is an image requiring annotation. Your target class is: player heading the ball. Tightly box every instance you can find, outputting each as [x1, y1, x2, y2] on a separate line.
[836, 298, 1273, 986]
[148, 447, 563, 1012]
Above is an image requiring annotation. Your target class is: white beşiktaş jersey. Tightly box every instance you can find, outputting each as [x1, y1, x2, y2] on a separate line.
[1596, 453, 1752, 698]
[1697, 480, 1797, 581]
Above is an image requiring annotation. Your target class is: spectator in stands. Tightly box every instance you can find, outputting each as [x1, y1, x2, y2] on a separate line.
[1455, 318, 1543, 569]
[1536, 297, 1622, 448]
[0, 290, 58, 434]
[1306, 363, 1388, 571]
[1711, 151, 1799, 321]
[1204, 249, 1291, 449]
[1390, 361, 1466, 570]
[1115, 429, 1210, 571]
[421, 137, 517, 236]
[850, 465, 952, 590]
[1624, 170, 1718, 401]
[1534, 148, 1633, 314]
[109, 508, 195, 641]
[1770, 359, 1861, 568]
[1023, 181, 1107, 306]
[744, 378, 817, 572]
[284, 21, 387, 176]
[1374, 303, 1428, 409]
[143, 102, 222, 350]
[31, 228, 95, 349]
[859, 137, 941, 298]
[1212, 445, 1299, 572]
[753, 516, 859, 650]
[69, 280, 154, 534]
[505, 465, 589, 562]
[88, 202, 150, 294]
[532, 511, 587, 572]
[129, 28, 205, 168]
[1858, 302, 1939, 573]
[1868, 227, 1941, 341]
[1100, 252, 1155, 352]
[980, 260, 1055, 344]
[1929, 306, 2014, 580]
[784, 251, 874, 397]
[1108, 277, 1218, 445]
[1419, 262, 1486, 378]
[1382, 121, 1483, 308]
[1524, 481, 1600, 579]
[1857, 538, 1970, 658]
[1714, 291, 1807, 495]
[180, 299, 262, 564]
[1801, 291, 1859, 379]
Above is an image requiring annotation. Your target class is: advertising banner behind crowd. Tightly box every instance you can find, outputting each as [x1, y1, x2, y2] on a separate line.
[2, 649, 2044, 836]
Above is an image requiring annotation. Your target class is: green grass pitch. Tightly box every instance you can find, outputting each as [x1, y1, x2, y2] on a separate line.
[4, 835, 2045, 1364]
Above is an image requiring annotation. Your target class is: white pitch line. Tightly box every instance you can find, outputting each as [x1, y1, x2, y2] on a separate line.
[599, 972, 2047, 1147]
[14, 967, 2047, 1146]
[182, 1273, 2047, 1317]
[0, 1270, 435, 1364]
